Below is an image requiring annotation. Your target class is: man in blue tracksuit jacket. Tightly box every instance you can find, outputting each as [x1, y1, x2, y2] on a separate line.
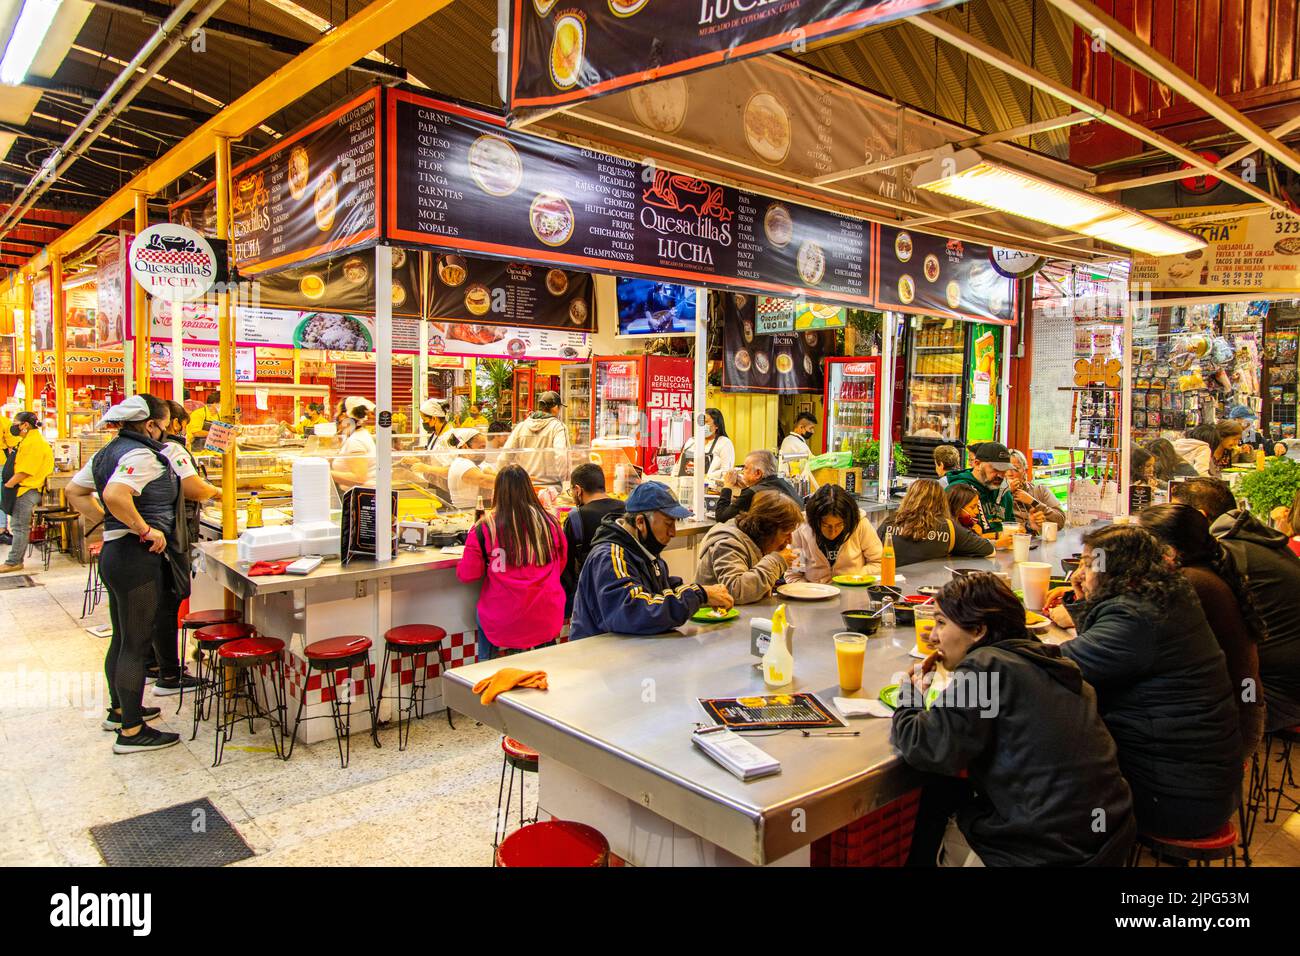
[570, 482, 733, 640]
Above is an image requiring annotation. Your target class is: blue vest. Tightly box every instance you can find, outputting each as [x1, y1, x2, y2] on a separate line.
[92, 430, 179, 537]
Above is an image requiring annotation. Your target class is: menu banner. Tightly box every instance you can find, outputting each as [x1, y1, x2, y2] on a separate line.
[31, 271, 52, 352]
[387, 90, 875, 306]
[150, 343, 255, 382]
[720, 292, 834, 393]
[96, 236, 127, 348]
[173, 88, 381, 274]
[148, 301, 425, 356]
[428, 321, 590, 362]
[1129, 205, 1300, 293]
[507, 0, 961, 110]
[253, 246, 424, 317]
[430, 255, 594, 331]
[876, 225, 1017, 325]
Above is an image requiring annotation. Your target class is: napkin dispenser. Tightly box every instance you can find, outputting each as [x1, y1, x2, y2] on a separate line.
[750, 617, 773, 658]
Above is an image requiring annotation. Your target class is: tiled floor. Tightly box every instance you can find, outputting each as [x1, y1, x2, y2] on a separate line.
[2, 552, 1299, 867]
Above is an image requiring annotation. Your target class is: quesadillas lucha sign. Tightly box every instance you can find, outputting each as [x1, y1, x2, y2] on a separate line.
[129, 223, 218, 301]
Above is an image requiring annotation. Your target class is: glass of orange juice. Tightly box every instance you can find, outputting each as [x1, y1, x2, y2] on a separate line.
[913, 605, 939, 657]
[832, 632, 867, 693]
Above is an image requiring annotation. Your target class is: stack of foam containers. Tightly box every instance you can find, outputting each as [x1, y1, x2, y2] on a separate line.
[291, 456, 340, 557]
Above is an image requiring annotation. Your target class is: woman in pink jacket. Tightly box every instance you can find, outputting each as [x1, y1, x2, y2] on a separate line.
[457, 464, 567, 662]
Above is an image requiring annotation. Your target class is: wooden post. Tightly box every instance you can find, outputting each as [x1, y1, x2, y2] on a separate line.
[216, 135, 236, 539]
[52, 253, 67, 438]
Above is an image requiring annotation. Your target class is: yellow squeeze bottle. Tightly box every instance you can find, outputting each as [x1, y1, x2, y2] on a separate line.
[763, 604, 794, 688]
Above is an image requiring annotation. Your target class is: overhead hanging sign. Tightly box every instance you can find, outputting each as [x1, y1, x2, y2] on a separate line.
[429, 256, 595, 331]
[1129, 205, 1300, 293]
[876, 226, 1017, 325]
[130, 223, 219, 301]
[428, 322, 590, 362]
[721, 293, 834, 393]
[506, 0, 963, 111]
[989, 247, 1045, 279]
[96, 236, 127, 347]
[387, 90, 875, 306]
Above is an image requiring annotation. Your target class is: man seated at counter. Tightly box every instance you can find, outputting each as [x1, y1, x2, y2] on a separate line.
[942, 441, 1015, 533]
[408, 427, 497, 508]
[891, 573, 1135, 866]
[933, 444, 959, 481]
[330, 396, 377, 491]
[1007, 450, 1065, 533]
[570, 482, 732, 640]
[561, 463, 625, 617]
[502, 390, 570, 485]
[715, 450, 801, 524]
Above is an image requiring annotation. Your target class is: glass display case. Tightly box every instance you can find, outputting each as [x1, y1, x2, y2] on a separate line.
[561, 363, 592, 444]
[904, 317, 968, 442]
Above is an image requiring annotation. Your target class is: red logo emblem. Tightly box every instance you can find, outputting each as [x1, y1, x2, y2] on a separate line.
[642, 171, 733, 222]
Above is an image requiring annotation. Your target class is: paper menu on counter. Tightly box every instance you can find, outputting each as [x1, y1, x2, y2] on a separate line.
[692, 726, 780, 781]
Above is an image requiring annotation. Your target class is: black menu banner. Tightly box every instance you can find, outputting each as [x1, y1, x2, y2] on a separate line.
[430, 255, 594, 331]
[230, 88, 380, 275]
[507, 0, 961, 110]
[720, 292, 834, 394]
[386, 90, 875, 306]
[341, 487, 399, 565]
[875, 225, 1018, 325]
[254, 247, 424, 318]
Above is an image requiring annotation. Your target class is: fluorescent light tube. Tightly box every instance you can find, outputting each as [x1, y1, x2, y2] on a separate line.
[914, 147, 1206, 257]
[1, 0, 63, 87]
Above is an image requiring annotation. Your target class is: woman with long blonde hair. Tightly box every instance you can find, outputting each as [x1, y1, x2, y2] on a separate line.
[879, 478, 994, 566]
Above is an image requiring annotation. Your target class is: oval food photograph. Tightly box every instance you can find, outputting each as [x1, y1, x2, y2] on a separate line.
[464, 283, 491, 316]
[797, 241, 825, 286]
[288, 145, 309, 200]
[628, 76, 688, 133]
[314, 171, 337, 231]
[550, 14, 585, 90]
[530, 191, 575, 246]
[299, 274, 325, 299]
[546, 269, 569, 295]
[568, 298, 589, 325]
[743, 91, 791, 165]
[438, 255, 468, 287]
[763, 203, 793, 248]
[468, 135, 523, 197]
[342, 257, 369, 285]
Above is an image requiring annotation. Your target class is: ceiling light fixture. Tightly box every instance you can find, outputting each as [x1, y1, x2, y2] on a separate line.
[913, 147, 1206, 256]
[1, 0, 64, 87]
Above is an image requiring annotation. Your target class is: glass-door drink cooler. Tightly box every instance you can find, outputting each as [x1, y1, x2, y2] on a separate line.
[904, 318, 968, 441]
[822, 358, 881, 455]
[591, 354, 693, 473]
[561, 363, 592, 444]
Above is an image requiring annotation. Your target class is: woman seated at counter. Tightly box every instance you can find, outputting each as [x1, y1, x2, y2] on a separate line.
[672, 407, 735, 480]
[878, 479, 994, 566]
[891, 573, 1135, 866]
[408, 427, 497, 508]
[456, 464, 566, 663]
[330, 396, 376, 491]
[1052, 525, 1242, 840]
[785, 484, 882, 583]
[695, 491, 802, 604]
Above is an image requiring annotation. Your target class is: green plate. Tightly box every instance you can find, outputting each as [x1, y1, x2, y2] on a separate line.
[879, 684, 900, 710]
[833, 573, 876, 587]
[692, 607, 739, 624]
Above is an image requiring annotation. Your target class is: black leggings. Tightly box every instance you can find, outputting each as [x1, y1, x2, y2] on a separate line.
[101, 536, 172, 730]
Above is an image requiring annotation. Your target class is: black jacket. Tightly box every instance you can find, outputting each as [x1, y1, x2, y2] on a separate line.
[560, 497, 625, 616]
[1060, 592, 1241, 836]
[892, 638, 1135, 866]
[879, 515, 994, 566]
[714, 473, 802, 523]
[1212, 509, 1300, 729]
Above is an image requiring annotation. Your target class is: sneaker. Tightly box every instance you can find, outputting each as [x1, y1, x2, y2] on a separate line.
[101, 707, 162, 731]
[144, 664, 160, 684]
[113, 723, 180, 754]
[151, 673, 201, 696]
[0, 563, 23, 574]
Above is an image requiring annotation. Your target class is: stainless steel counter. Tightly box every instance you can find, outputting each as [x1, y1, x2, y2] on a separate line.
[443, 525, 1091, 865]
[198, 541, 464, 599]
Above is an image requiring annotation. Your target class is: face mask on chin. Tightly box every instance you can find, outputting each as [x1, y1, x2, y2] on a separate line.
[636, 517, 667, 556]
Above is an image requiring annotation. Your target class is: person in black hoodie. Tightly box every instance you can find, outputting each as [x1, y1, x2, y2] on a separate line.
[714, 450, 801, 523]
[1059, 524, 1241, 839]
[892, 572, 1134, 866]
[560, 463, 625, 617]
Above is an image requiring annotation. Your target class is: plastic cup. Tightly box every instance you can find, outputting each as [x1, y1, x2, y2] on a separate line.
[1020, 562, 1053, 611]
[1002, 521, 1024, 535]
[913, 606, 938, 658]
[1012, 533, 1031, 563]
[833, 632, 867, 692]
[1041, 521, 1058, 542]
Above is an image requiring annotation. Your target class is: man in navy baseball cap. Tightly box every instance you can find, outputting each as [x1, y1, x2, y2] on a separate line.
[569, 481, 732, 640]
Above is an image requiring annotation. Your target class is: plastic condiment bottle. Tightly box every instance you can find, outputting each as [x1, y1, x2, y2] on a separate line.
[763, 604, 794, 688]
[246, 492, 263, 529]
[474, 495, 486, 524]
[881, 529, 896, 587]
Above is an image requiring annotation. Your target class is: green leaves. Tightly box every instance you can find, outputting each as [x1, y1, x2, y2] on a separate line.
[1234, 457, 1300, 515]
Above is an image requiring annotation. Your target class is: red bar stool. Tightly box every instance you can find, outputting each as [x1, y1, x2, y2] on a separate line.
[374, 624, 452, 751]
[212, 637, 287, 767]
[80, 542, 105, 619]
[286, 635, 379, 768]
[1130, 819, 1241, 867]
[177, 608, 244, 714]
[190, 622, 256, 740]
[493, 736, 539, 863]
[496, 820, 609, 868]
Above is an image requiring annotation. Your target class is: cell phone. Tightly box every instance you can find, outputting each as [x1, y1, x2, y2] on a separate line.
[286, 555, 324, 575]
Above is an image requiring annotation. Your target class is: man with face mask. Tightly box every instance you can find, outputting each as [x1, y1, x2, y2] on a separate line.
[419, 398, 451, 450]
[779, 411, 819, 460]
[942, 441, 1016, 534]
[0, 412, 54, 573]
[570, 482, 732, 640]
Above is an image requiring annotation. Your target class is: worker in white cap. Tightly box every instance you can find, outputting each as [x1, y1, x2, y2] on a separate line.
[331, 396, 376, 490]
[420, 398, 452, 451]
[409, 426, 498, 507]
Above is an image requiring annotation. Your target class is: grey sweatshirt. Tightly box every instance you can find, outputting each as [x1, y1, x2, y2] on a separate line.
[695, 520, 788, 605]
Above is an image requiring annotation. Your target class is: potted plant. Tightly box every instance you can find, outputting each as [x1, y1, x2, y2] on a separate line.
[853, 440, 909, 481]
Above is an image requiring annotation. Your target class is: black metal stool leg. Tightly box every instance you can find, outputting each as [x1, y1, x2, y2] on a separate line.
[439, 635, 456, 729]
[363, 654, 380, 750]
[374, 643, 392, 735]
[285, 661, 310, 761]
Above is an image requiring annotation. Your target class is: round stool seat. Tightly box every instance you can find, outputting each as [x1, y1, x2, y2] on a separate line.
[195, 622, 256, 646]
[502, 736, 538, 762]
[384, 624, 447, 649]
[183, 608, 243, 629]
[496, 820, 609, 868]
[218, 637, 286, 663]
[305, 635, 372, 662]
[88, 542, 103, 559]
[1142, 820, 1238, 852]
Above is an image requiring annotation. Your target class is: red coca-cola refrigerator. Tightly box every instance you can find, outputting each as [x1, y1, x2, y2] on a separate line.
[822, 357, 881, 454]
[591, 354, 693, 473]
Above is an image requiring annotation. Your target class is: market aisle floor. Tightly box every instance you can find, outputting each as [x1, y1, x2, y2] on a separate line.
[3, 553, 1300, 867]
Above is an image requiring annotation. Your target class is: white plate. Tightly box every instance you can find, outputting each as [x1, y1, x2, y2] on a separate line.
[1025, 618, 1052, 631]
[777, 582, 840, 601]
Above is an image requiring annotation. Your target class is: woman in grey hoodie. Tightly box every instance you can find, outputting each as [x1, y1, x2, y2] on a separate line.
[696, 491, 803, 604]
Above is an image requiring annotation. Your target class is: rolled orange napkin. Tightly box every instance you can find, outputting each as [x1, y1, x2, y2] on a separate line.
[472, 667, 549, 705]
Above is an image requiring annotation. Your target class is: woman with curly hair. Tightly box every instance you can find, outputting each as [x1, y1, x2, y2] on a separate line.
[1057, 525, 1241, 839]
[1139, 504, 1266, 758]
